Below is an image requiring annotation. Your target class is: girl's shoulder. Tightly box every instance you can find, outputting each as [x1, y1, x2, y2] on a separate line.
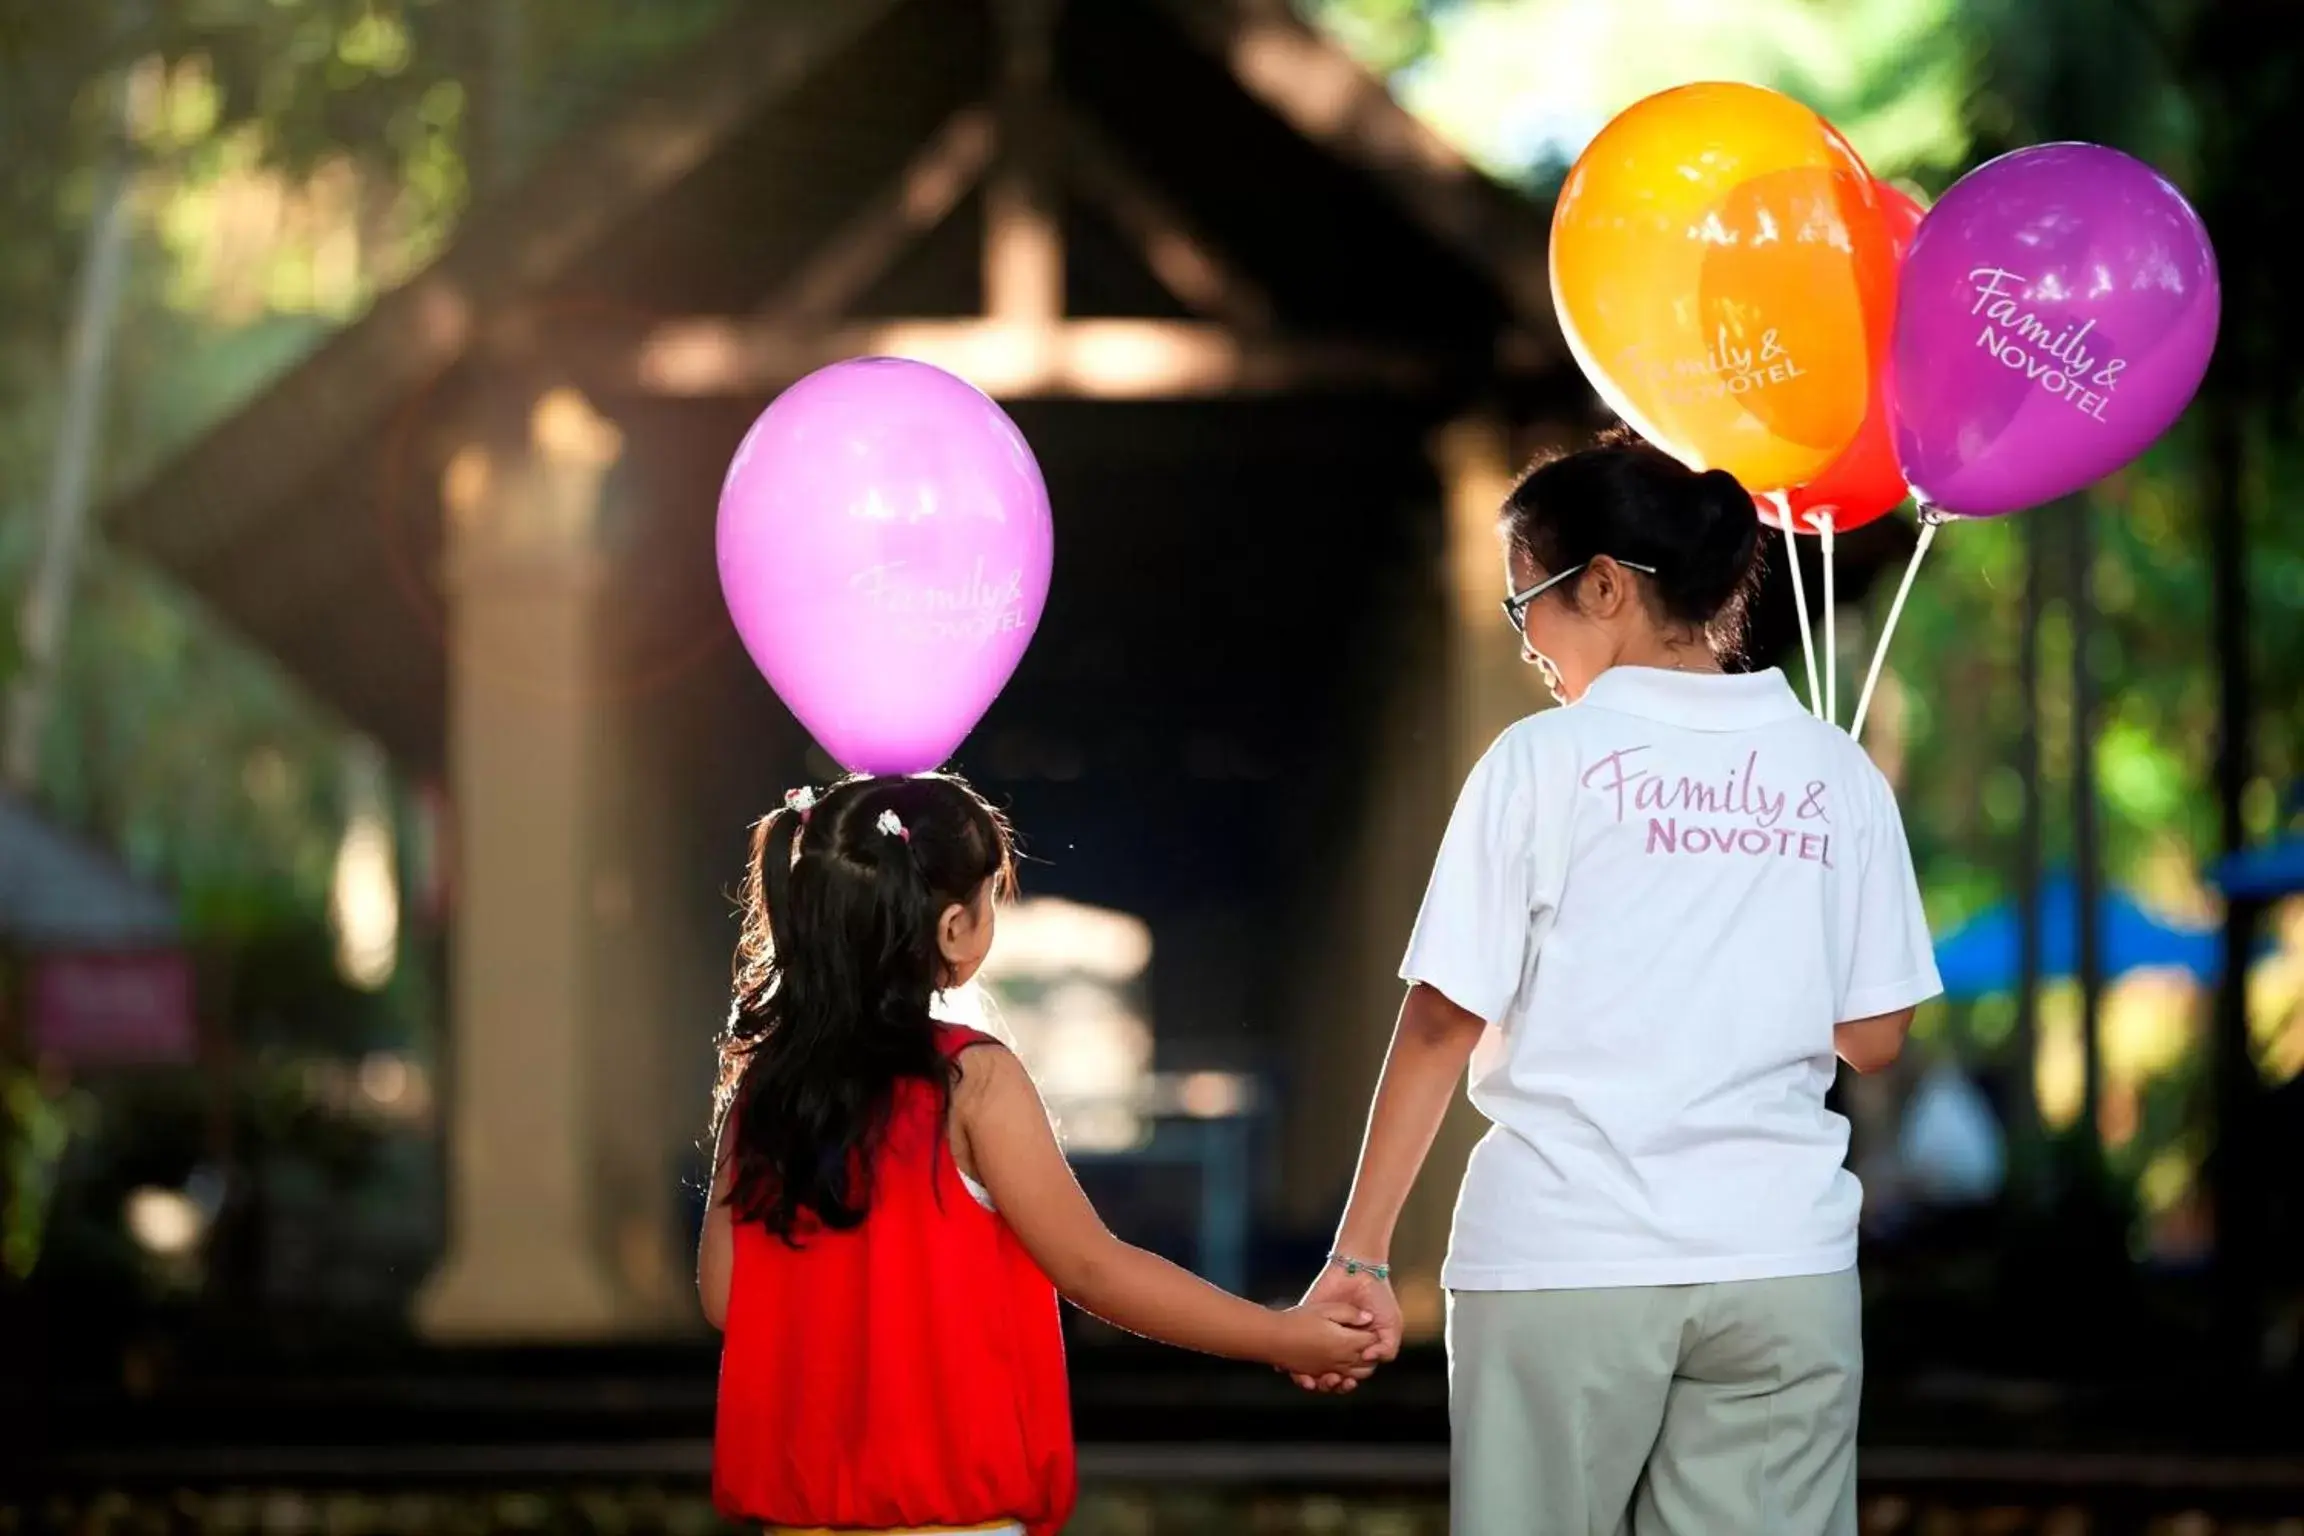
[939, 1027, 1032, 1124]
[933, 1021, 1011, 1061]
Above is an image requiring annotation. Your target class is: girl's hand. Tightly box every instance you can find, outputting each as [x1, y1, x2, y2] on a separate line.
[1270, 1301, 1383, 1380]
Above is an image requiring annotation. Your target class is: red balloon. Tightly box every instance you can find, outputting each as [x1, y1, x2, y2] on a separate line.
[1765, 183, 1927, 535]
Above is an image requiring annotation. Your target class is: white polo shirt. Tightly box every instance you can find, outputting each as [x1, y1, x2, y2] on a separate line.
[1402, 667, 1941, 1291]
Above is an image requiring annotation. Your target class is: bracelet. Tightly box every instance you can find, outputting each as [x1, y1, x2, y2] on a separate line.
[1328, 1251, 1390, 1282]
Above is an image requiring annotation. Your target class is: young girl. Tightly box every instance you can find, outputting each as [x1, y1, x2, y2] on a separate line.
[1299, 439, 1942, 1536]
[701, 772, 1379, 1536]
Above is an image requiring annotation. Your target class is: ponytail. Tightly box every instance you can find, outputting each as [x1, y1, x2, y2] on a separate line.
[732, 807, 804, 1005]
[714, 806, 805, 1142]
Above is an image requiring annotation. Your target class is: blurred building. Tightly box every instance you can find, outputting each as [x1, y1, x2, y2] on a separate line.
[0, 793, 187, 1070]
[98, 0, 1600, 1339]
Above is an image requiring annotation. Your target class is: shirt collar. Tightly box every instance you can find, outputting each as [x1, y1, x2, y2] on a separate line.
[1577, 667, 1810, 732]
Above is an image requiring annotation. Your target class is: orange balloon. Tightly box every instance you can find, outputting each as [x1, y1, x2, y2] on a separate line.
[1551, 83, 1901, 493]
[1771, 182, 1927, 534]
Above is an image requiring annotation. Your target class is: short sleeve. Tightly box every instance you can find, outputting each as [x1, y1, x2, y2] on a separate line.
[1838, 766, 1944, 1021]
[1399, 731, 1545, 1023]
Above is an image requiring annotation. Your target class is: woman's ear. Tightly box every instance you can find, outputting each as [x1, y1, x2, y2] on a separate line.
[1586, 556, 1634, 619]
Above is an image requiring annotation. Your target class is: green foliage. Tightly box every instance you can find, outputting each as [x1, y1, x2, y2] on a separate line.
[1307, 0, 1449, 75]
[1303, 0, 1971, 188]
[0, 0, 716, 1325]
[2, 1060, 94, 1279]
[0, 0, 725, 914]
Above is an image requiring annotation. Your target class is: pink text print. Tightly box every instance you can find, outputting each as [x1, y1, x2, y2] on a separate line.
[1581, 746, 1835, 869]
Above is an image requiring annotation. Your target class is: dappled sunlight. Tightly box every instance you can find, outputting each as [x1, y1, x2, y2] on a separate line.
[328, 810, 398, 992]
[1314, 0, 1968, 179]
[142, 55, 459, 329]
[328, 743, 398, 993]
[2101, 970, 2201, 1085]
[2035, 992, 2084, 1131]
[2034, 971, 2205, 1140]
[2246, 897, 2304, 1085]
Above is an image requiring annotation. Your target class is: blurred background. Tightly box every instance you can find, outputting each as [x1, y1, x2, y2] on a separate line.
[2, 0, 2301, 1531]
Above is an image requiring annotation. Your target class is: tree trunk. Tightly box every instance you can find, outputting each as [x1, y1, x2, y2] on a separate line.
[2012, 512, 2045, 1193]
[2183, 0, 2277, 1383]
[3, 34, 139, 791]
[2207, 382, 2261, 1368]
[2070, 498, 2102, 1171]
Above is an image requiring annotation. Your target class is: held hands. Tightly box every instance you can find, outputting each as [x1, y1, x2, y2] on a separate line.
[1289, 1262, 1403, 1394]
[1270, 1301, 1385, 1380]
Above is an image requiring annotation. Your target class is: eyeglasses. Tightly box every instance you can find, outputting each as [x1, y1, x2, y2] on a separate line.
[1502, 558, 1658, 634]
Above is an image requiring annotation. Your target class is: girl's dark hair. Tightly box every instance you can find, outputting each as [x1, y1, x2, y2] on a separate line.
[1499, 431, 1764, 656]
[712, 773, 1014, 1243]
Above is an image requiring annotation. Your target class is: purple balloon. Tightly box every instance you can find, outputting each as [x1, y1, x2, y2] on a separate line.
[717, 358, 1052, 775]
[1891, 143, 2219, 517]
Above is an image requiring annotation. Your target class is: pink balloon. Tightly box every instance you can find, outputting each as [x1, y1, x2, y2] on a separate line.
[717, 358, 1053, 775]
[1891, 143, 2219, 517]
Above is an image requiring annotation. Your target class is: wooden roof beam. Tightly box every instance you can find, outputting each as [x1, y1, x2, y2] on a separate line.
[522, 316, 1444, 400]
[1053, 98, 1276, 333]
[748, 93, 1274, 336]
[1148, 0, 1558, 342]
[986, 0, 1066, 324]
[755, 103, 999, 328]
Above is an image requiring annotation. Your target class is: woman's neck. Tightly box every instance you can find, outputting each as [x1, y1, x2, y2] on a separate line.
[1614, 632, 1723, 675]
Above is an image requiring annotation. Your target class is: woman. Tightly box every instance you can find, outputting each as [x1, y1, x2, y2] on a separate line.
[1299, 438, 1941, 1536]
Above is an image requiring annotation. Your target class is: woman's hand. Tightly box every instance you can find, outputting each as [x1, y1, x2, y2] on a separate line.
[1289, 1264, 1402, 1393]
[1269, 1301, 1384, 1380]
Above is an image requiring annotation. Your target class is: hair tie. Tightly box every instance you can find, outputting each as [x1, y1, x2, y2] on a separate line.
[875, 808, 911, 844]
[784, 786, 818, 823]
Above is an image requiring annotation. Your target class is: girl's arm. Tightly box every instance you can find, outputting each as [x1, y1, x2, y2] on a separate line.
[957, 1043, 1378, 1378]
[696, 1114, 736, 1329]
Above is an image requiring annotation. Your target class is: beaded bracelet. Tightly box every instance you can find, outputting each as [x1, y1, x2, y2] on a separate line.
[1327, 1251, 1390, 1282]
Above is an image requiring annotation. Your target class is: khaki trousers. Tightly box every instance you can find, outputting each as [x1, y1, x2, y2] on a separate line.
[1446, 1270, 1862, 1536]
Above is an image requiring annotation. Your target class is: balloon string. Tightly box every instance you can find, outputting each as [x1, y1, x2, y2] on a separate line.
[1819, 512, 1837, 727]
[1772, 495, 1822, 718]
[1851, 510, 1941, 744]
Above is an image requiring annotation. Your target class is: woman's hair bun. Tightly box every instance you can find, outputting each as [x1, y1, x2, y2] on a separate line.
[1657, 469, 1762, 622]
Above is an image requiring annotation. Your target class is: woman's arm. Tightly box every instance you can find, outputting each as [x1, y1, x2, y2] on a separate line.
[1292, 982, 1487, 1389]
[1835, 1007, 1916, 1075]
[959, 1044, 1378, 1377]
[1299, 985, 1474, 1390]
[1327, 983, 1488, 1270]
[696, 1114, 736, 1329]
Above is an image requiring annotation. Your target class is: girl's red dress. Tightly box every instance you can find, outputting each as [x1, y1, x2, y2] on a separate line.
[713, 1026, 1077, 1536]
